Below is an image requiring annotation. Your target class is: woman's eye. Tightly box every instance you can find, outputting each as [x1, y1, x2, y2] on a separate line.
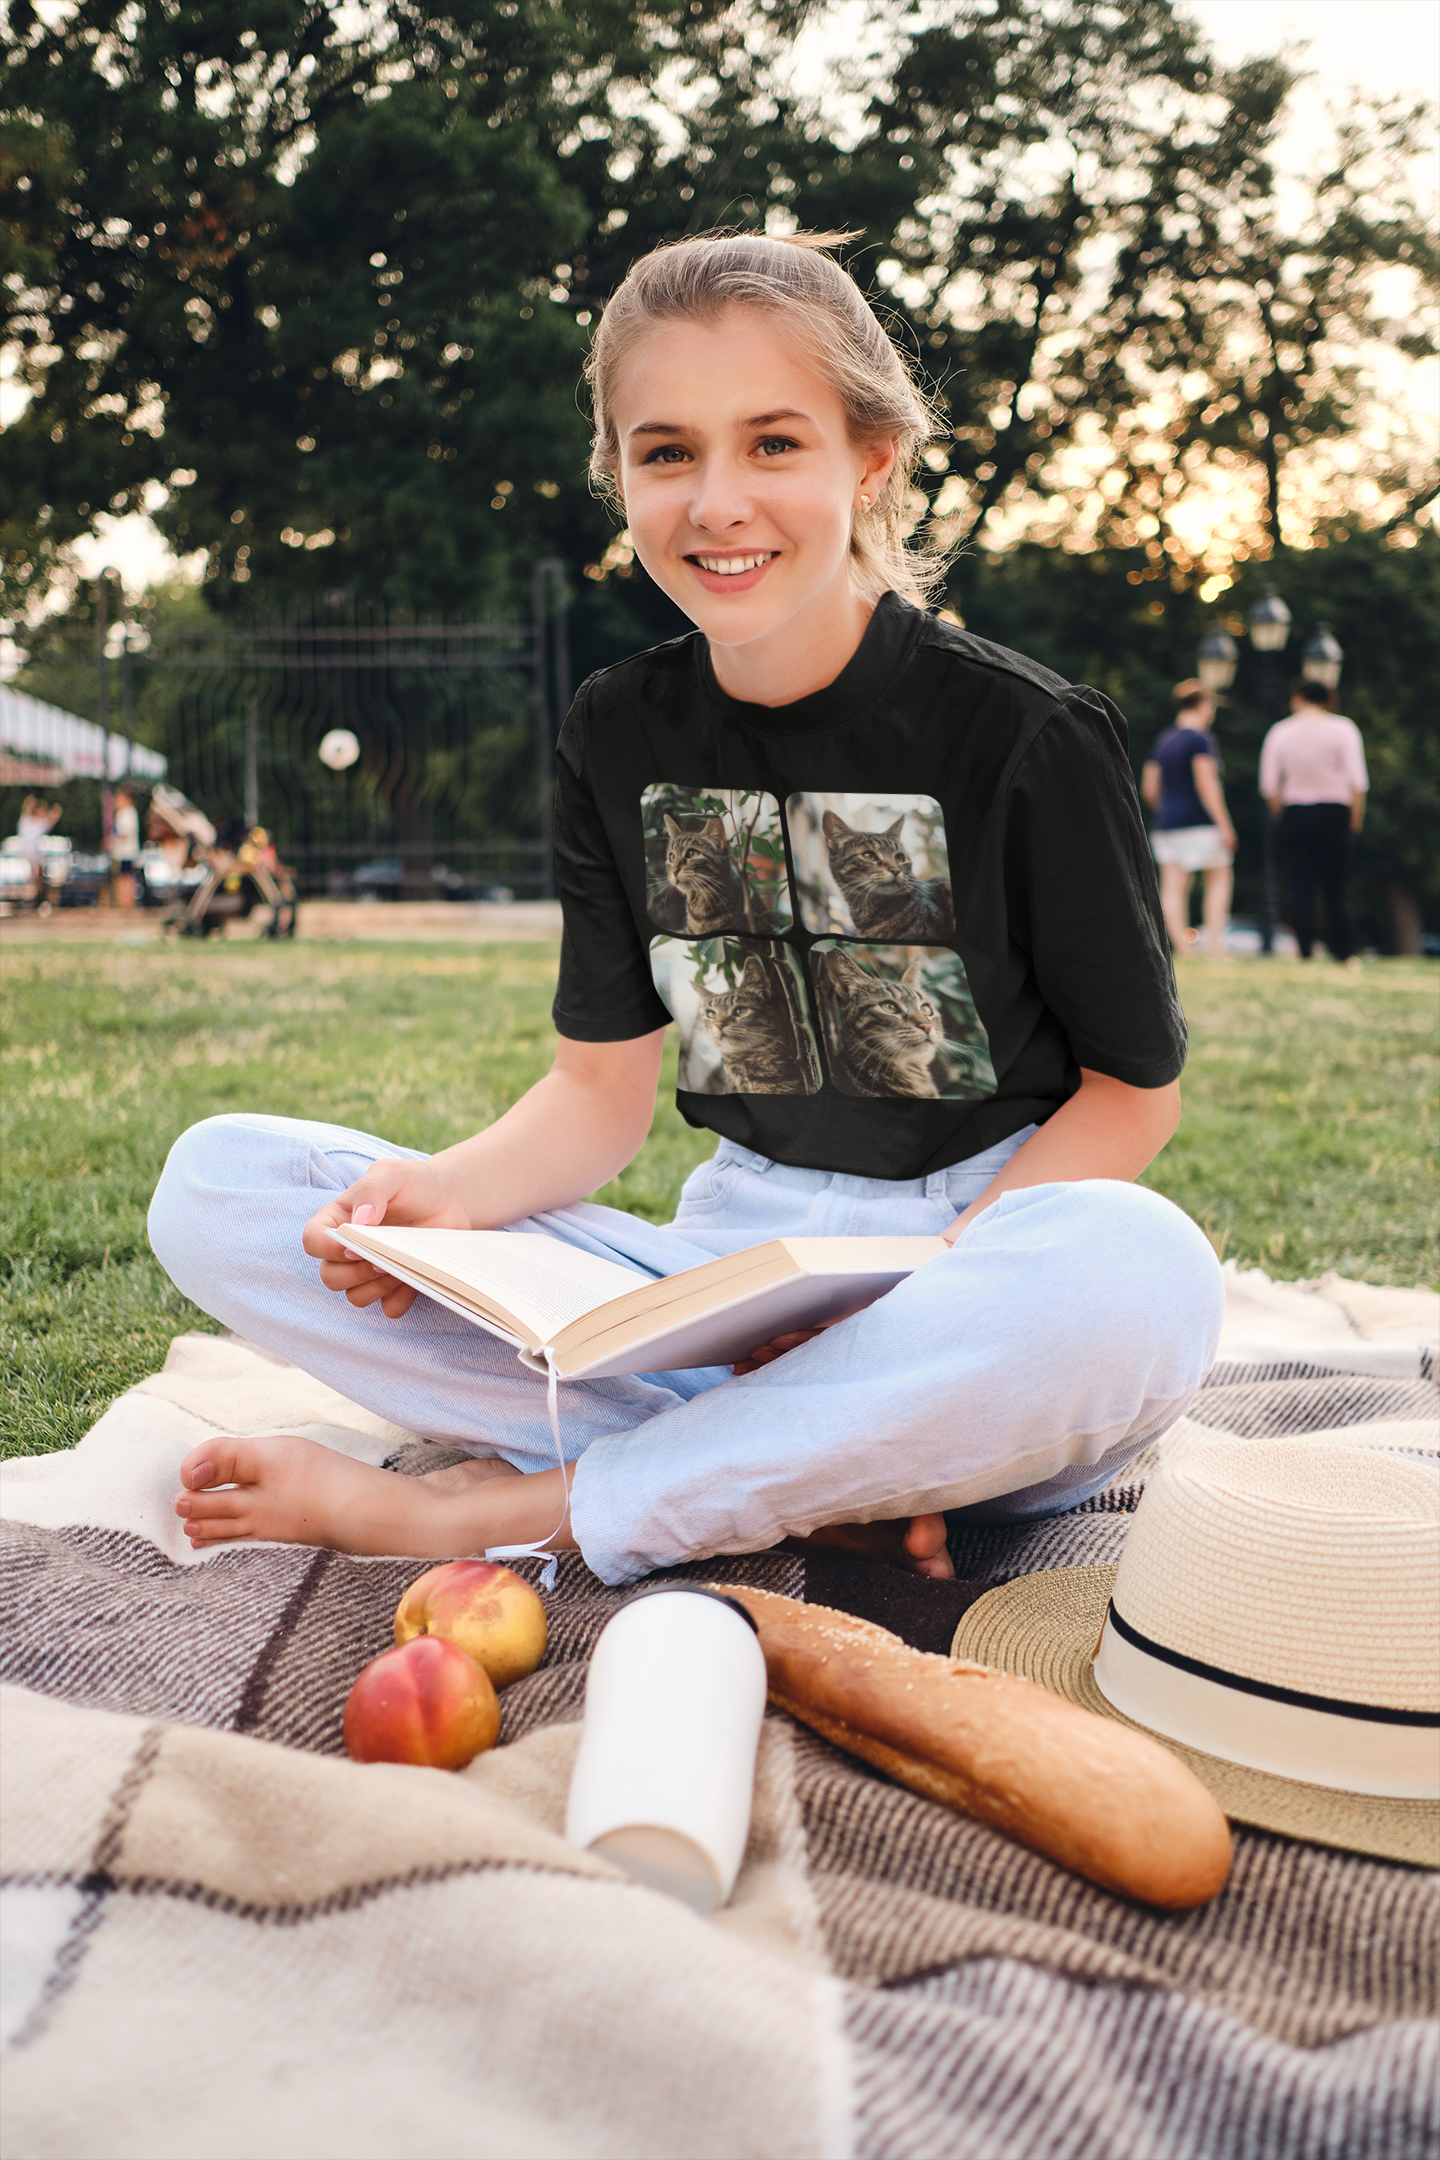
[756, 435, 798, 458]
[643, 443, 691, 465]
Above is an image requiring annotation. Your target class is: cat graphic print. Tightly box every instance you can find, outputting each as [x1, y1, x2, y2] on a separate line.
[650, 938, 822, 1096]
[642, 786, 791, 936]
[642, 782, 992, 1101]
[786, 793, 954, 941]
[812, 942, 995, 1101]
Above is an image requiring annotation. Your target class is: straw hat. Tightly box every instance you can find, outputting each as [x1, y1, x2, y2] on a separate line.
[952, 1437, 1439, 1868]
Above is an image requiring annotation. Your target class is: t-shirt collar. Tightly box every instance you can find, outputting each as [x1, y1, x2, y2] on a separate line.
[696, 590, 923, 737]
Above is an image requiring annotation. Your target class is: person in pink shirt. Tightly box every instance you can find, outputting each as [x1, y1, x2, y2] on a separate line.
[1259, 680, 1368, 964]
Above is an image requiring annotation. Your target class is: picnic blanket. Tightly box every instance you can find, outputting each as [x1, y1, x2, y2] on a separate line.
[2, 1263, 1436, 2160]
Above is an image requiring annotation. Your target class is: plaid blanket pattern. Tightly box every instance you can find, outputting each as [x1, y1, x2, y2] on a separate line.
[1, 1320, 1436, 2159]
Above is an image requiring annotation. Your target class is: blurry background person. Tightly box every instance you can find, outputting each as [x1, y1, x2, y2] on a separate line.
[1260, 680, 1369, 966]
[109, 783, 140, 910]
[14, 794, 61, 865]
[1142, 680, 1238, 959]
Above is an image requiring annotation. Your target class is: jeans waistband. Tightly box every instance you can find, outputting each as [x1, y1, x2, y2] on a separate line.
[713, 1129, 1035, 1201]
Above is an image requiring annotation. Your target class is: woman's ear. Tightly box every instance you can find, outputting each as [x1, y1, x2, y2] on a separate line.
[859, 435, 900, 505]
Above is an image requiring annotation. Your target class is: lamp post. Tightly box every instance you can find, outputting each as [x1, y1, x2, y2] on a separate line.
[1248, 585, 1291, 954]
[1301, 622, 1344, 692]
[1196, 625, 1238, 696]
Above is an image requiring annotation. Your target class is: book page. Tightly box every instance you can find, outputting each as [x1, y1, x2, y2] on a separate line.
[339, 1226, 651, 1344]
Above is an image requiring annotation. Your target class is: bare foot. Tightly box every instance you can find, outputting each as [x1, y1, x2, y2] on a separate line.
[901, 1513, 955, 1582]
[785, 1510, 954, 1582]
[174, 1434, 573, 1557]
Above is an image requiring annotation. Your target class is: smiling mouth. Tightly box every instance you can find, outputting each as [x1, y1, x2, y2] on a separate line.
[687, 552, 779, 576]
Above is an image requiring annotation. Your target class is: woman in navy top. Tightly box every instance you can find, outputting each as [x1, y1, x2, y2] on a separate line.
[1142, 680, 1237, 958]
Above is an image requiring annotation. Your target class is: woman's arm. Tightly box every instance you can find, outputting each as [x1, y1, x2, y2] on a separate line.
[1350, 786, 1366, 834]
[303, 1030, 667, 1315]
[1140, 760, 1162, 811]
[943, 1069, 1180, 1244]
[1190, 755, 1236, 851]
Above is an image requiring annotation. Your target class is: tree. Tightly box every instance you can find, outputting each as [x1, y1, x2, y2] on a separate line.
[845, 3, 1436, 577]
[0, 0, 834, 618]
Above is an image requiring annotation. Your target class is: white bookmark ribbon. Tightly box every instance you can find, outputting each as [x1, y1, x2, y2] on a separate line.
[485, 1347, 567, 1593]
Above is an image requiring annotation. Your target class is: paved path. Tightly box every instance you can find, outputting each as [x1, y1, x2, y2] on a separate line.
[0, 899, 564, 945]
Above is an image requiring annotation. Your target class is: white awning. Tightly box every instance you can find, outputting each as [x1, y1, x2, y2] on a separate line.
[0, 686, 167, 781]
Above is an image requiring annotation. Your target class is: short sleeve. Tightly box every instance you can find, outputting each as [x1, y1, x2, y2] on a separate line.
[550, 688, 672, 1043]
[1258, 725, 1282, 798]
[1343, 719, 1369, 792]
[1006, 690, 1186, 1088]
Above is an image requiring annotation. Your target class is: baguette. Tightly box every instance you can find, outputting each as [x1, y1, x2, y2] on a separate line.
[718, 1584, 1231, 1909]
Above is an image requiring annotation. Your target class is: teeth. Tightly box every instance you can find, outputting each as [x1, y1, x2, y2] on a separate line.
[695, 554, 772, 575]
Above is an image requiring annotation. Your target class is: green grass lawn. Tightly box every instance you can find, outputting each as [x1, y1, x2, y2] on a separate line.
[2, 940, 1435, 1458]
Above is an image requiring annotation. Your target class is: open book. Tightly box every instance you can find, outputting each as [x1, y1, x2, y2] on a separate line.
[338, 1223, 947, 1382]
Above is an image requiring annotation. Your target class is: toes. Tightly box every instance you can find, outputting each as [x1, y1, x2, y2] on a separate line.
[178, 1437, 253, 1492]
[902, 1513, 955, 1581]
[184, 1517, 255, 1546]
[902, 1512, 948, 1560]
[178, 1487, 248, 1522]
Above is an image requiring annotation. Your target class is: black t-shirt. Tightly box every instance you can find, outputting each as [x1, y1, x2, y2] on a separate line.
[552, 592, 1184, 1181]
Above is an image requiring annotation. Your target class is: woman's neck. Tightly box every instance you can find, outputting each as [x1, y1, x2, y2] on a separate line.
[707, 579, 875, 709]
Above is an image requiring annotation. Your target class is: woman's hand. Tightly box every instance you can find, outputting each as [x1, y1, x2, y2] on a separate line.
[733, 1326, 829, 1376]
[733, 1308, 867, 1375]
[302, 1158, 472, 1317]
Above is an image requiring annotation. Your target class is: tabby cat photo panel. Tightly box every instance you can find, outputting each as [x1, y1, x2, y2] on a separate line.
[649, 937, 821, 1097]
[811, 941, 996, 1102]
[786, 792, 954, 941]
[641, 785, 791, 936]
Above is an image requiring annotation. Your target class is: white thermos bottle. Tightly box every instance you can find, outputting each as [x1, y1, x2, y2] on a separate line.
[565, 1584, 768, 1915]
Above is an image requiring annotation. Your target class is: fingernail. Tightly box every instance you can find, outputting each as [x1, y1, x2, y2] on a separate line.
[188, 1460, 214, 1489]
[352, 1204, 376, 1225]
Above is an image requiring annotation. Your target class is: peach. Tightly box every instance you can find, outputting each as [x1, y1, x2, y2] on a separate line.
[342, 1635, 500, 1771]
[394, 1558, 548, 1688]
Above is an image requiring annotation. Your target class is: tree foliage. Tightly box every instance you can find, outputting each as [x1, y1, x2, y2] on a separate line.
[858, 3, 1438, 571]
[0, 0, 828, 613]
[5, 0, 1434, 621]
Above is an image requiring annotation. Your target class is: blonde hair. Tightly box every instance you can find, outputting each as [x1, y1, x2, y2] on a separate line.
[586, 230, 947, 606]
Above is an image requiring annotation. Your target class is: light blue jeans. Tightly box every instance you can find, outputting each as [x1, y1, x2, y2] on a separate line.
[147, 1118, 1224, 1585]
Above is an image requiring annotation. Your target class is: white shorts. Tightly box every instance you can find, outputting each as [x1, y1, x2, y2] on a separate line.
[1153, 825, 1231, 872]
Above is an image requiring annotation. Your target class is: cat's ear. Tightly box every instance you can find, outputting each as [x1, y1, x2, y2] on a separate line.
[821, 810, 852, 843]
[663, 813, 681, 836]
[885, 816, 906, 839]
[739, 955, 769, 989]
[823, 949, 862, 984]
[702, 817, 727, 841]
[902, 956, 925, 989]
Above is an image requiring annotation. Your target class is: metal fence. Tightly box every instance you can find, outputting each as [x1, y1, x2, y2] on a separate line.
[111, 564, 570, 899]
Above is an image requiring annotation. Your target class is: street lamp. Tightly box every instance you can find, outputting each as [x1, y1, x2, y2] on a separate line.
[1246, 586, 1291, 957]
[1301, 622, 1344, 690]
[1196, 625, 1238, 694]
[1247, 586, 1293, 656]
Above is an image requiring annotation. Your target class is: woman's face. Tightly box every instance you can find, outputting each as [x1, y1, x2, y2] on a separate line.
[610, 306, 894, 660]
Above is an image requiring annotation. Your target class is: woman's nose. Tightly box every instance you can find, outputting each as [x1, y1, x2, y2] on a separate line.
[686, 457, 754, 532]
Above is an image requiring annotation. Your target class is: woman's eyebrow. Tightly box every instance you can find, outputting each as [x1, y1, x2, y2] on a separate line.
[626, 407, 812, 441]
